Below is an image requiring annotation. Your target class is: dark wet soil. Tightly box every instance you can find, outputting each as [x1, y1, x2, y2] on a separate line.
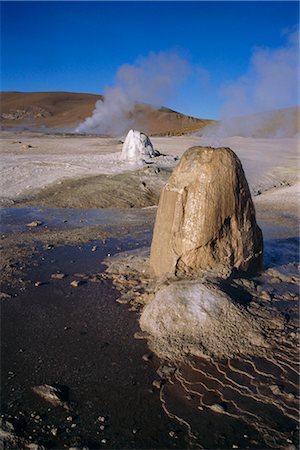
[1, 206, 299, 449]
[1, 238, 189, 449]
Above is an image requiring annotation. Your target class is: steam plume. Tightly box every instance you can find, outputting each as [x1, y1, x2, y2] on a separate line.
[202, 29, 299, 140]
[76, 51, 189, 135]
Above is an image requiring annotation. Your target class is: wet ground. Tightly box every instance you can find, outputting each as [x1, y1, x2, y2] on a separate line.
[1, 206, 299, 449]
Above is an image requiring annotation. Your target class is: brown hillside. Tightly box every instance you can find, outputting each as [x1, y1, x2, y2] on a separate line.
[0, 91, 213, 135]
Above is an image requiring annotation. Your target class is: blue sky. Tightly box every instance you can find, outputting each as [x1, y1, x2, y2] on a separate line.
[1, 1, 299, 119]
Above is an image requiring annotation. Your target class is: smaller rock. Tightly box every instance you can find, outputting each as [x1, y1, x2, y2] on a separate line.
[43, 244, 54, 250]
[142, 353, 152, 362]
[50, 428, 58, 436]
[260, 290, 272, 301]
[51, 273, 66, 280]
[32, 384, 70, 410]
[34, 281, 44, 287]
[168, 430, 178, 439]
[0, 292, 12, 300]
[97, 416, 106, 423]
[210, 403, 226, 414]
[152, 380, 162, 389]
[26, 221, 43, 228]
[91, 246, 97, 252]
[157, 365, 176, 378]
[270, 384, 281, 395]
[70, 280, 85, 287]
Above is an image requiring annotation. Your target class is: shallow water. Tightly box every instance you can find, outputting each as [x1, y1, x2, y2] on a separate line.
[0, 206, 156, 234]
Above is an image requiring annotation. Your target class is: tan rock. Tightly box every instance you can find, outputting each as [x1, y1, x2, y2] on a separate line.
[150, 146, 263, 278]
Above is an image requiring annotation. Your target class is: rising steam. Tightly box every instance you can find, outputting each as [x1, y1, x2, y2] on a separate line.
[76, 51, 190, 135]
[201, 29, 299, 140]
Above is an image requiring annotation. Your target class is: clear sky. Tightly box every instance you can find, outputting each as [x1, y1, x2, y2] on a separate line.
[1, 1, 299, 119]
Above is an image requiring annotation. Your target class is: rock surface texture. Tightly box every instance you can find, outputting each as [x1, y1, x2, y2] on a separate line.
[140, 280, 265, 359]
[120, 129, 155, 163]
[150, 146, 263, 278]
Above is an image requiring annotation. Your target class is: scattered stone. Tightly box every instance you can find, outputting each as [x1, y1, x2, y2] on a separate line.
[210, 403, 226, 414]
[101, 439, 107, 444]
[0, 292, 12, 300]
[168, 430, 178, 439]
[270, 384, 282, 395]
[116, 297, 129, 304]
[0, 417, 15, 439]
[97, 416, 106, 423]
[70, 280, 85, 287]
[157, 365, 176, 378]
[152, 380, 163, 389]
[26, 221, 43, 228]
[34, 281, 44, 287]
[150, 146, 263, 278]
[51, 273, 66, 280]
[32, 384, 70, 410]
[260, 290, 272, 301]
[142, 353, 152, 362]
[50, 427, 58, 436]
[43, 244, 54, 250]
[91, 246, 97, 252]
[132, 428, 139, 434]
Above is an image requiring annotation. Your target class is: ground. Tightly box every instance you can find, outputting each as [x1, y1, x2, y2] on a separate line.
[0, 131, 299, 449]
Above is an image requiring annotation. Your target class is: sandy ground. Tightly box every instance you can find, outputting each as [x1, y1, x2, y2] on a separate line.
[0, 132, 299, 204]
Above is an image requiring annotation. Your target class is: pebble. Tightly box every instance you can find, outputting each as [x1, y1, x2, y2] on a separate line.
[157, 365, 176, 378]
[70, 280, 85, 287]
[0, 292, 12, 300]
[34, 281, 43, 287]
[26, 221, 43, 227]
[142, 353, 152, 362]
[91, 246, 97, 252]
[101, 439, 107, 444]
[152, 380, 162, 389]
[50, 428, 58, 436]
[260, 290, 272, 301]
[43, 244, 54, 250]
[97, 416, 106, 423]
[210, 403, 226, 414]
[168, 430, 178, 439]
[51, 273, 66, 280]
[270, 384, 281, 395]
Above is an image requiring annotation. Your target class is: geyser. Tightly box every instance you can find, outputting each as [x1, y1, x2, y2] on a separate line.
[150, 146, 263, 278]
[120, 129, 155, 164]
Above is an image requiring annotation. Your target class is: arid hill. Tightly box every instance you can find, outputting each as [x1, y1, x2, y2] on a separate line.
[0, 91, 212, 135]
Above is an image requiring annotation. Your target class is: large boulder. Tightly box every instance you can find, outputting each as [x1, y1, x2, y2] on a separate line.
[120, 129, 155, 163]
[149, 146, 263, 278]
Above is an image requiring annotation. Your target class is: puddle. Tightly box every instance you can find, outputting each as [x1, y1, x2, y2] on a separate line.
[0, 206, 156, 234]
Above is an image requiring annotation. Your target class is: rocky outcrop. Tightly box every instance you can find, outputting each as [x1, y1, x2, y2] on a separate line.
[120, 129, 155, 163]
[149, 146, 263, 278]
[140, 280, 266, 359]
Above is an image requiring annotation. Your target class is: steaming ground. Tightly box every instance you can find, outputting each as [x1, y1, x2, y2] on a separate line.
[0, 132, 298, 207]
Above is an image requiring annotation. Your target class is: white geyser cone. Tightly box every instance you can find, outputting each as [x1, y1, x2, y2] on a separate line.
[120, 129, 155, 163]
